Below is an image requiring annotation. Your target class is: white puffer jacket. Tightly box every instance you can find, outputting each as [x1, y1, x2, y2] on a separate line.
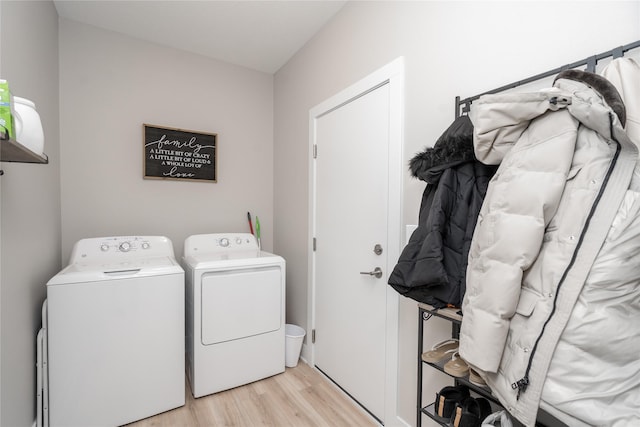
[459, 70, 638, 427]
[539, 58, 640, 427]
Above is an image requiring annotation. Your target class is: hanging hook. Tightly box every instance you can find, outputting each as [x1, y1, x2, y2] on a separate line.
[586, 56, 597, 73]
[613, 46, 624, 59]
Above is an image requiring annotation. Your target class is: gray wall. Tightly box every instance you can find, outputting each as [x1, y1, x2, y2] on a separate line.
[59, 19, 275, 262]
[0, 1, 639, 425]
[273, 1, 640, 425]
[0, 1, 61, 425]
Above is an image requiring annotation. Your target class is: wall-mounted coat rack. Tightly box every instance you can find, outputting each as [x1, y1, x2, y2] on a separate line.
[455, 39, 640, 118]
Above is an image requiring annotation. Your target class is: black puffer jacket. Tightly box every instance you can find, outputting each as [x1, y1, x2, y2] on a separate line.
[388, 116, 497, 308]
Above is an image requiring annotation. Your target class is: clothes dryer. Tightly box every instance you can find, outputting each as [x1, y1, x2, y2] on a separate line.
[42, 236, 185, 427]
[183, 233, 285, 398]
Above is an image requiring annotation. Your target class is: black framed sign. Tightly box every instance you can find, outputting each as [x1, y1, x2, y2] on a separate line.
[143, 124, 217, 182]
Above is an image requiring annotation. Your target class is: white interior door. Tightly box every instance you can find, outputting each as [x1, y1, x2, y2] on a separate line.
[310, 59, 403, 425]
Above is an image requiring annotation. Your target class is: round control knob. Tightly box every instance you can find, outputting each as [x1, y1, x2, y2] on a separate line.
[219, 238, 230, 247]
[100, 244, 109, 252]
[141, 242, 150, 250]
[119, 242, 131, 252]
[236, 238, 242, 245]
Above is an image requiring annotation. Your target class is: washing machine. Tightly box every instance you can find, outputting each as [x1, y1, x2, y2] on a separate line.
[41, 236, 185, 427]
[183, 233, 285, 398]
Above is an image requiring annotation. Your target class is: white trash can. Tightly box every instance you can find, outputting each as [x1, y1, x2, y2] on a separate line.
[285, 324, 306, 368]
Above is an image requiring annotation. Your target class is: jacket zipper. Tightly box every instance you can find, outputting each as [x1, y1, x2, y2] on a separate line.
[512, 113, 621, 399]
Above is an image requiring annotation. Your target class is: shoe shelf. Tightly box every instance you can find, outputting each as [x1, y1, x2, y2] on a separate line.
[417, 304, 495, 427]
[417, 304, 566, 427]
[421, 400, 499, 427]
[418, 302, 462, 324]
[421, 356, 497, 406]
[420, 402, 448, 427]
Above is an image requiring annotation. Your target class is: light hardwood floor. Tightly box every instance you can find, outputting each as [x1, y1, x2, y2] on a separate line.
[127, 362, 379, 426]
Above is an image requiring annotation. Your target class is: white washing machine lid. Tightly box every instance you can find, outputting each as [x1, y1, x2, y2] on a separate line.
[183, 250, 284, 270]
[47, 256, 183, 286]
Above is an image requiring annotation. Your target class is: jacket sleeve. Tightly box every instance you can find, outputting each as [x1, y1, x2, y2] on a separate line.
[387, 183, 438, 290]
[459, 93, 576, 373]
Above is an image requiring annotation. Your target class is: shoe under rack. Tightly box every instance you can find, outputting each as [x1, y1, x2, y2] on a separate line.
[417, 303, 566, 427]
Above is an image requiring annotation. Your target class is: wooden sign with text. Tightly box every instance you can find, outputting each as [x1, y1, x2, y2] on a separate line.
[144, 124, 217, 182]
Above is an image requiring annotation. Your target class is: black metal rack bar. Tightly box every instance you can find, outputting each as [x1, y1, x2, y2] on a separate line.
[456, 39, 640, 117]
[417, 306, 425, 427]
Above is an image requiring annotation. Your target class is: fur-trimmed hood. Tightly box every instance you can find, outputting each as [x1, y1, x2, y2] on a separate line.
[410, 115, 476, 183]
[554, 69, 626, 127]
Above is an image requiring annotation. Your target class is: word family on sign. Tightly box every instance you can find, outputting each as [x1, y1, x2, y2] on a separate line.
[144, 125, 217, 182]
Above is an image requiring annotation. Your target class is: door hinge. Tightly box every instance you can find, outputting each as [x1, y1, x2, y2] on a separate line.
[313, 237, 316, 251]
[312, 329, 316, 344]
[313, 144, 317, 159]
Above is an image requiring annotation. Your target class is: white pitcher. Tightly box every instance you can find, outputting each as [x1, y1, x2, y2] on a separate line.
[13, 96, 44, 155]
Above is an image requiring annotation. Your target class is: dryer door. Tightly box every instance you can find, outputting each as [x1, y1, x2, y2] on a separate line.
[201, 266, 282, 345]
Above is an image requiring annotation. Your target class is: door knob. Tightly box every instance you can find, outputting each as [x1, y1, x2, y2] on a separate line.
[360, 267, 383, 279]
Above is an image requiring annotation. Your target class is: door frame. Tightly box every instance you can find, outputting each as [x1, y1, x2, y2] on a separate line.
[308, 57, 404, 425]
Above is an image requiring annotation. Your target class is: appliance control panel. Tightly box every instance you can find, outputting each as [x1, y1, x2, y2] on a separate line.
[184, 233, 258, 256]
[69, 236, 175, 263]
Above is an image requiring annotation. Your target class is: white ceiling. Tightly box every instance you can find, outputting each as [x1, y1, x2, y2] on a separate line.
[53, 0, 347, 74]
